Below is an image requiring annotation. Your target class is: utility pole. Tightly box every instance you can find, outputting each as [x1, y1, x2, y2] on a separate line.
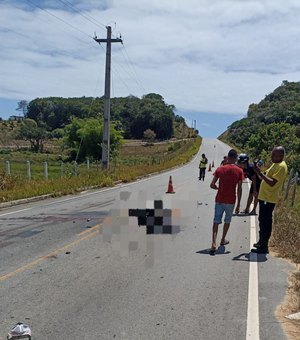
[94, 26, 122, 169]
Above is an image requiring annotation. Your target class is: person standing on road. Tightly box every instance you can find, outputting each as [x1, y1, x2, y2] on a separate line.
[209, 149, 244, 255]
[220, 156, 228, 165]
[243, 159, 263, 215]
[198, 153, 208, 181]
[251, 146, 287, 254]
[236, 154, 259, 214]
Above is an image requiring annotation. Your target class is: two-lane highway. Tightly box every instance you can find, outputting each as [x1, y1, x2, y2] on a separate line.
[0, 139, 292, 339]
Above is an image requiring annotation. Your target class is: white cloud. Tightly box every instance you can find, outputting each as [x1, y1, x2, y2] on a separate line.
[1, 0, 300, 116]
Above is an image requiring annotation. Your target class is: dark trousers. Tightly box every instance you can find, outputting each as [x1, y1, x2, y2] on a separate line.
[258, 200, 276, 247]
[199, 168, 206, 180]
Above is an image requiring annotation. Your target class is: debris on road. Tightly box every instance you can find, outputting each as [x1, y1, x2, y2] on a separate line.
[7, 322, 31, 339]
[285, 312, 300, 320]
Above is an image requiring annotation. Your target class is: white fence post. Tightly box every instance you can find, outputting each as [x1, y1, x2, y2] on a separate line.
[26, 160, 31, 179]
[61, 161, 64, 178]
[291, 172, 298, 207]
[5, 160, 10, 175]
[44, 161, 48, 180]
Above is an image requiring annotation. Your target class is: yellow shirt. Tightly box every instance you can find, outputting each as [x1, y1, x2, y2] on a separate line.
[199, 158, 207, 168]
[258, 161, 288, 204]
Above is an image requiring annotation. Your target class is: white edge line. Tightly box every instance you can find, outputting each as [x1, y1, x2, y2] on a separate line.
[246, 213, 260, 339]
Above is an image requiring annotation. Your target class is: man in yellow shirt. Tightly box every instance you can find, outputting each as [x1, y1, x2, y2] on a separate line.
[198, 153, 208, 181]
[251, 146, 288, 254]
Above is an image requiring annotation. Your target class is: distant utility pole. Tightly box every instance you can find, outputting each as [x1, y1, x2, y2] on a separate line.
[94, 26, 122, 169]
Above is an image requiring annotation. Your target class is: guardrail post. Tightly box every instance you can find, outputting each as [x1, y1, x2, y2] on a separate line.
[87, 158, 90, 170]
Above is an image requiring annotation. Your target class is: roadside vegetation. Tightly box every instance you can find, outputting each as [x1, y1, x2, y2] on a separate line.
[272, 190, 300, 264]
[219, 81, 300, 172]
[0, 138, 201, 202]
[0, 93, 200, 201]
[272, 191, 300, 338]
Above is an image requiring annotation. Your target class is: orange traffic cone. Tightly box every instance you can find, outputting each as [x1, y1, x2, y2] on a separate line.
[208, 163, 212, 171]
[212, 160, 215, 167]
[166, 176, 175, 193]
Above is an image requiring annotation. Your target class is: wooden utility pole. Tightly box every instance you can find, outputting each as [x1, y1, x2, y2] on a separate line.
[94, 26, 122, 169]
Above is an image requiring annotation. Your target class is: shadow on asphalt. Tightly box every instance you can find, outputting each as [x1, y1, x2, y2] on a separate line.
[232, 252, 268, 262]
[232, 213, 258, 218]
[196, 245, 231, 256]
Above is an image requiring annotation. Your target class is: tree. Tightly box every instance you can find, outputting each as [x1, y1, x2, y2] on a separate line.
[63, 117, 123, 161]
[143, 129, 156, 141]
[15, 119, 48, 152]
[25, 94, 182, 139]
[245, 123, 298, 158]
[16, 100, 28, 116]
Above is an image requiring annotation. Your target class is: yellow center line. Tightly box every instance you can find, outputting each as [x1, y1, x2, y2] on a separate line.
[0, 230, 99, 282]
[77, 223, 101, 236]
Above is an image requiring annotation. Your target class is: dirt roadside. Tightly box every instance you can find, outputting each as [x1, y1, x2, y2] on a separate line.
[271, 248, 300, 340]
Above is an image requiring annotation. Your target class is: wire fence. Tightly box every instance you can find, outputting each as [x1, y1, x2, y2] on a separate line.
[0, 159, 99, 180]
[283, 168, 299, 206]
[0, 140, 198, 181]
[0, 148, 186, 180]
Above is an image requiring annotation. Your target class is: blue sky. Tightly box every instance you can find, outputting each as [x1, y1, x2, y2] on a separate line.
[1, 0, 300, 137]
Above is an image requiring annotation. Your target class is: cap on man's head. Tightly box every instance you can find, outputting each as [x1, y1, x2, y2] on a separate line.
[237, 153, 249, 163]
[228, 149, 238, 159]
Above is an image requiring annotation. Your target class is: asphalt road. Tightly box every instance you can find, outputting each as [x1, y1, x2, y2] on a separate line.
[0, 138, 292, 340]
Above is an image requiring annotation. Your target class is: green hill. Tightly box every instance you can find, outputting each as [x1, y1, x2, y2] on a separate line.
[220, 81, 300, 171]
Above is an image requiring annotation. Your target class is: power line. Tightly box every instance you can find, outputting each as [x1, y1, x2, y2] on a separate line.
[0, 24, 29, 40]
[111, 63, 136, 94]
[26, 0, 94, 40]
[95, 37, 135, 96]
[0, 23, 93, 58]
[55, 0, 107, 30]
[19, 1, 146, 96]
[95, 32, 146, 95]
[120, 45, 147, 93]
[8, 3, 145, 101]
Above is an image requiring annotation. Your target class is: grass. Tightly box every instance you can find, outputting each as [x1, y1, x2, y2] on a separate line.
[272, 190, 300, 264]
[271, 188, 300, 333]
[0, 137, 201, 202]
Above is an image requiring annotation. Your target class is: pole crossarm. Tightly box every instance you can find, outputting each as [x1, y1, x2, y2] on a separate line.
[94, 38, 123, 43]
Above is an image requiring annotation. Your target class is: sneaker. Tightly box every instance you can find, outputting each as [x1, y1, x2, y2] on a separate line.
[249, 210, 257, 215]
[251, 247, 269, 254]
